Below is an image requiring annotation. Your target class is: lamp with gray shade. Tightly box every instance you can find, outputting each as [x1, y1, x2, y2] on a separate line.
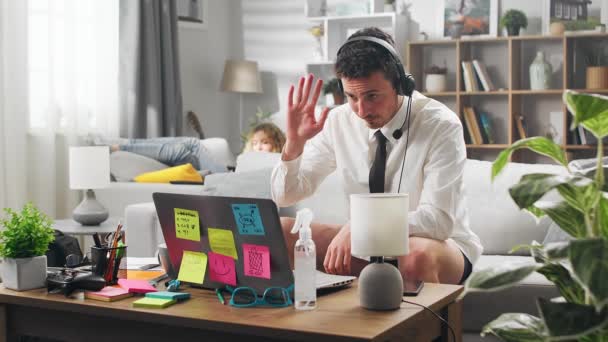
[69, 146, 110, 226]
[220, 60, 263, 134]
[351, 193, 409, 310]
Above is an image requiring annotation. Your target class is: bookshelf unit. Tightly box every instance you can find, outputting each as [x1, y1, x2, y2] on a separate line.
[407, 33, 608, 162]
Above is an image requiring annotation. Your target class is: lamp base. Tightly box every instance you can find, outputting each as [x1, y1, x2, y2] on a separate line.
[73, 189, 109, 226]
[359, 260, 403, 310]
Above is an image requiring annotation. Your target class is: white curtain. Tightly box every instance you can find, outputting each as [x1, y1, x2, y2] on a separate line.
[27, 0, 119, 218]
[0, 0, 29, 211]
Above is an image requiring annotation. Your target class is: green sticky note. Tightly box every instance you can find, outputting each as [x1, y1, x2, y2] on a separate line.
[133, 297, 176, 309]
[208, 228, 238, 259]
[178, 251, 207, 284]
[174, 208, 200, 241]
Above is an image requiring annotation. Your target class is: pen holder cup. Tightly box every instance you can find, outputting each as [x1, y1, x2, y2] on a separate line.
[91, 245, 127, 285]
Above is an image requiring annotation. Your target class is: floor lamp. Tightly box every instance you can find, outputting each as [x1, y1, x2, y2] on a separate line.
[220, 60, 263, 136]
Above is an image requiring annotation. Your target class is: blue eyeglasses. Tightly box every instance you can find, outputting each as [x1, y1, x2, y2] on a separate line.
[223, 284, 294, 308]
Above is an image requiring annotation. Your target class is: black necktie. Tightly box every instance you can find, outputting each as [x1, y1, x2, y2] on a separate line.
[369, 130, 387, 193]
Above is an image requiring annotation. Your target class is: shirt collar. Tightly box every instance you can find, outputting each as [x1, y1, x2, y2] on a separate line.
[368, 95, 410, 145]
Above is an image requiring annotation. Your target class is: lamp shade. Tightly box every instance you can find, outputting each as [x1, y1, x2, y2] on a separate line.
[220, 60, 263, 93]
[69, 146, 110, 190]
[350, 193, 409, 257]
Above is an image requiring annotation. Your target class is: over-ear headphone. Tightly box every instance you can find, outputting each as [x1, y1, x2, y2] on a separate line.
[336, 36, 416, 98]
[336, 35, 415, 193]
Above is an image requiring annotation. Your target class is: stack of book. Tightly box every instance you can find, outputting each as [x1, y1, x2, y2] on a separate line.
[462, 107, 495, 145]
[461, 60, 496, 92]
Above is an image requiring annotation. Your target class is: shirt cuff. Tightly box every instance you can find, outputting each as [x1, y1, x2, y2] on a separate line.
[280, 153, 302, 174]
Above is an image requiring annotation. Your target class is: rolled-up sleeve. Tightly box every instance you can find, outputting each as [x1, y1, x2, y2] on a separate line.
[271, 130, 337, 208]
[408, 120, 467, 240]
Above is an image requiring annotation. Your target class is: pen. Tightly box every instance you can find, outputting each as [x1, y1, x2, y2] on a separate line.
[215, 288, 225, 305]
[93, 233, 102, 248]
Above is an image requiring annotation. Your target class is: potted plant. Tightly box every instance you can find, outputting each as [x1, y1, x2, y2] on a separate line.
[322, 78, 345, 106]
[0, 203, 55, 291]
[500, 9, 527, 36]
[584, 45, 608, 90]
[424, 64, 448, 93]
[461, 90, 608, 341]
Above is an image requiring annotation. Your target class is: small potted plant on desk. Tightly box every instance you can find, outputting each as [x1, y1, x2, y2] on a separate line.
[0, 203, 55, 291]
[424, 64, 448, 93]
[500, 9, 527, 36]
[323, 78, 345, 106]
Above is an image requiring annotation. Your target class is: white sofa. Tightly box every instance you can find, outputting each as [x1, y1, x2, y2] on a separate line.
[107, 138, 563, 341]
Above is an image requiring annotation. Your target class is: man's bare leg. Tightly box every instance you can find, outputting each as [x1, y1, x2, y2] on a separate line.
[280, 217, 466, 284]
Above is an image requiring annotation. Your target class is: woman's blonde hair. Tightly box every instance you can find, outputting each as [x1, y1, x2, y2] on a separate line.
[243, 122, 286, 153]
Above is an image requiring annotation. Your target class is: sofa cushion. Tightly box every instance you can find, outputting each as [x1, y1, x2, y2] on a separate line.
[464, 159, 566, 255]
[110, 151, 168, 182]
[202, 168, 273, 199]
[235, 152, 281, 172]
[134, 163, 203, 183]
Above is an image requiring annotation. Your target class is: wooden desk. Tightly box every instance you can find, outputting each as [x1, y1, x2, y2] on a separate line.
[0, 282, 462, 342]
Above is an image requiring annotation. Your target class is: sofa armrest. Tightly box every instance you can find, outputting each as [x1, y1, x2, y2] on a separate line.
[125, 202, 163, 257]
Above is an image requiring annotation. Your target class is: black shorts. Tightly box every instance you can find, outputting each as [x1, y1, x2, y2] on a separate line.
[459, 251, 473, 285]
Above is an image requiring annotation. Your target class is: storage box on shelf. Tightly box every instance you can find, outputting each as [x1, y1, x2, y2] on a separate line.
[407, 33, 608, 162]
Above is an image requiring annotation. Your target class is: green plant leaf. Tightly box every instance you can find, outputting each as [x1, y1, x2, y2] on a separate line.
[463, 261, 539, 293]
[537, 262, 585, 304]
[570, 238, 608, 310]
[0, 203, 55, 258]
[536, 201, 587, 238]
[492, 137, 568, 181]
[537, 297, 608, 339]
[509, 173, 571, 210]
[564, 91, 608, 139]
[543, 241, 571, 260]
[481, 313, 547, 342]
[556, 178, 597, 214]
[600, 197, 608, 239]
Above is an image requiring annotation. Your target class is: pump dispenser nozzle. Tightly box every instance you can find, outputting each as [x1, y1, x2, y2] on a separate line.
[291, 208, 314, 240]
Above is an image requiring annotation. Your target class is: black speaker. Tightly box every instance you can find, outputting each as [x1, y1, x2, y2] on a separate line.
[336, 36, 415, 97]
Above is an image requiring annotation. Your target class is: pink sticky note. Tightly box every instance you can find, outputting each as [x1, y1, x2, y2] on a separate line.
[117, 279, 157, 294]
[242, 243, 271, 279]
[208, 251, 237, 286]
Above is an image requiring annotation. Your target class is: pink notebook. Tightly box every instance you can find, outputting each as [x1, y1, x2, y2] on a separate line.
[118, 279, 157, 294]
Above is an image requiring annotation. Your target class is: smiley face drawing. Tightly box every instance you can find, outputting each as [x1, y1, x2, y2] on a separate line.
[238, 210, 256, 229]
[212, 256, 232, 276]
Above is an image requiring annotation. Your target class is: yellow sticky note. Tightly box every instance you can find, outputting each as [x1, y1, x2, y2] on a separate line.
[174, 208, 200, 241]
[178, 251, 207, 284]
[208, 228, 238, 259]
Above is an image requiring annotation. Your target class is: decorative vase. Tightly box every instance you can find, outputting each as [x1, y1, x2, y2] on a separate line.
[0, 255, 47, 291]
[425, 74, 447, 93]
[550, 22, 565, 35]
[449, 20, 464, 39]
[529, 51, 552, 90]
[586, 66, 608, 89]
[506, 26, 520, 36]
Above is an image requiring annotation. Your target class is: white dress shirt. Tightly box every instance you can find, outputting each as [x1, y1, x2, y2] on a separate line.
[271, 91, 483, 264]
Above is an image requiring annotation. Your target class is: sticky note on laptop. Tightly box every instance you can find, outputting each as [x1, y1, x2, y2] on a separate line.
[209, 252, 237, 286]
[208, 228, 238, 259]
[178, 251, 207, 284]
[133, 297, 176, 309]
[231, 204, 265, 235]
[174, 208, 200, 241]
[117, 279, 157, 294]
[242, 244, 271, 279]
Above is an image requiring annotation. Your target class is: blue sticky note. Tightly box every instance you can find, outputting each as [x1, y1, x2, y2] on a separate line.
[145, 291, 191, 301]
[231, 204, 265, 236]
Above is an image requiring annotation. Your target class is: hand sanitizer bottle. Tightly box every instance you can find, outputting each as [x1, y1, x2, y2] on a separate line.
[291, 208, 316, 310]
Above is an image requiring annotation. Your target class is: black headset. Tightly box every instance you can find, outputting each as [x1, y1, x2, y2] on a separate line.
[336, 35, 415, 192]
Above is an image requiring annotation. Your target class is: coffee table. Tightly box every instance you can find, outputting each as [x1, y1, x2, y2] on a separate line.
[0, 281, 462, 342]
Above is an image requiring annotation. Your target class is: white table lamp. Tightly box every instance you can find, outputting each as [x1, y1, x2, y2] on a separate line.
[69, 146, 110, 225]
[220, 59, 263, 134]
[351, 193, 409, 310]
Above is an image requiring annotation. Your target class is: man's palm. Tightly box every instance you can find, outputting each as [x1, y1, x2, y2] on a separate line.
[287, 74, 330, 144]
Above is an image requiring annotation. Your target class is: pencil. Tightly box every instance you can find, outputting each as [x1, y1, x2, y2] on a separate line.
[215, 288, 225, 305]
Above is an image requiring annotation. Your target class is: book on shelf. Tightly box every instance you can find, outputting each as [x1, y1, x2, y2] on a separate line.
[479, 112, 495, 144]
[472, 60, 496, 92]
[578, 125, 587, 145]
[462, 117, 473, 144]
[515, 115, 527, 140]
[461, 61, 477, 92]
[463, 107, 484, 144]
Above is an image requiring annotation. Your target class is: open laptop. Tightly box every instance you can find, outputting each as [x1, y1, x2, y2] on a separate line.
[152, 193, 355, 295]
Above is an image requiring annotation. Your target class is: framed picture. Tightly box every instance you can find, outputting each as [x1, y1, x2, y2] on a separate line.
[440, 0, 498, 38]
[542, 0, 608, 35]
[177, 0, 207, 29]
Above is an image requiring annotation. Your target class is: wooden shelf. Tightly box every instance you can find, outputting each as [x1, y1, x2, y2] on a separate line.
[566, 145, 600, 150]
[569, 89, 608, 94]
[466, 144, 510, 149]
[422, 91, 457, 97]
[511, 89, 564, 95]
[460, 90, 509, 96]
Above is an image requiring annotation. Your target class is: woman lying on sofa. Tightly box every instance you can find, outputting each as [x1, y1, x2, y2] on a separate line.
[110, 137, 227, 173]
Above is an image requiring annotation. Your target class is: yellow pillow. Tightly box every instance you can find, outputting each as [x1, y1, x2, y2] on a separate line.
[134, 163, 203, 183]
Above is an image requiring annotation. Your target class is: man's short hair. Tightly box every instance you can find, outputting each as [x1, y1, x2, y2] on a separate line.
[334, 27, 401, 91]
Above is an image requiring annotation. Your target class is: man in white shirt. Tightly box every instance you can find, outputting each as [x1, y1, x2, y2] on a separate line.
[271, 27, 482, 284]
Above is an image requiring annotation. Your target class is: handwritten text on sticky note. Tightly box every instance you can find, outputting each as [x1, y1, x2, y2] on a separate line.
[178, 251, 207, 284]
[208, 228, 238, 259]
[208, 252, 237, 286]
[242, 244, 271, 279]
[231, 204, 265, 235]
[174, 208, 201, 241]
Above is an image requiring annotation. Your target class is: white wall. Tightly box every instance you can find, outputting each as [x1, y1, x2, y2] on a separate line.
[178, 0, 244, 153]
